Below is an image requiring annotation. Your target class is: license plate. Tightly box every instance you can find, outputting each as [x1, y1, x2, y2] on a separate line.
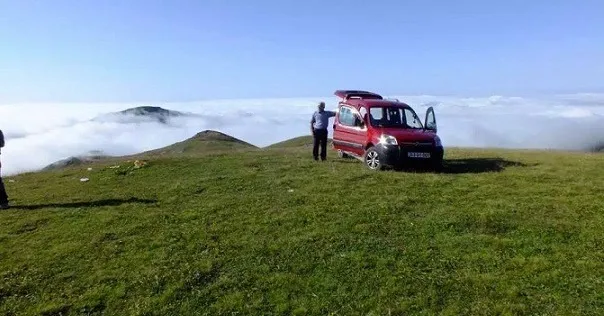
[407, 152, 431, 158]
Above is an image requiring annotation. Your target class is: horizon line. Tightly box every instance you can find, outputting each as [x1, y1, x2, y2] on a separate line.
[2, 91, 604, 106]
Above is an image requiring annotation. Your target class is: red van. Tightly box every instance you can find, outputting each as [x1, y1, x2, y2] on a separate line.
[331, 90, 443, 171]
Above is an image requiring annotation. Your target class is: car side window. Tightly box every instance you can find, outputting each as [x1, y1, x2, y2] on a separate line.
[338, 107, 347, 124]
[338, 106, 355, 126]
[370, 108, 382, 120]
[369, 107, 383, 126]
[404, 108, 423, 128]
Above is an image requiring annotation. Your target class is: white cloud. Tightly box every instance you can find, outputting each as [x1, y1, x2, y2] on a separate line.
[1, 93, 604, 176]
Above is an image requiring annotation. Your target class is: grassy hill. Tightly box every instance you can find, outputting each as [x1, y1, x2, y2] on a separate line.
[266, 135, 332, 149]
[1, 136, 604, 315]
[41, 130, 257, 171]
[134, 130, 257, 158]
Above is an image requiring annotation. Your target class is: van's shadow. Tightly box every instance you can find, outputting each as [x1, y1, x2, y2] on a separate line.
[11, 197, 157, 210]
[401, 158, 531, 174]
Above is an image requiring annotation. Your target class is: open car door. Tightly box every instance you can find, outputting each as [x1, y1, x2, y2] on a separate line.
[424, 106, 437, 133]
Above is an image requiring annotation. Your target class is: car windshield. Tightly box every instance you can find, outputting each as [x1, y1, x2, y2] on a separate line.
[369, 106, 424, 129]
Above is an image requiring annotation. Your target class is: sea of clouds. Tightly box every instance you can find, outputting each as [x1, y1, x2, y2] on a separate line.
[1, 93, 604, 176]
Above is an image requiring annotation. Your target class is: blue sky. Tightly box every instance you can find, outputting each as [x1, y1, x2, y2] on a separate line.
[1, 0, 603, 102]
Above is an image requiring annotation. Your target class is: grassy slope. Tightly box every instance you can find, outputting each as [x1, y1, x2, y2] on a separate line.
[1, 142, 604, 315]
[266, 135, 332, 149]
[127, 130, 258, 158]
[41, 130, 258, 171]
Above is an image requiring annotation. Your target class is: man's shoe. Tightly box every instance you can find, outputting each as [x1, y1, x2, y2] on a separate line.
[0, 203, 9, 210]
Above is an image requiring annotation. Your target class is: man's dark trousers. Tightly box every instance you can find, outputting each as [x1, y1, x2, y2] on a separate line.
[313, 129, 328, 161]
[0, 175, 7, 205]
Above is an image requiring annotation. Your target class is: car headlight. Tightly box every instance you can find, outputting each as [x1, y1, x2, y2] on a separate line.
[379, 134, 398, 146]
[434, 135, 442, 147]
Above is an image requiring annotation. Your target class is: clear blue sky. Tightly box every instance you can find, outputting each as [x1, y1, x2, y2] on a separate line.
[1, 0, 603, 102]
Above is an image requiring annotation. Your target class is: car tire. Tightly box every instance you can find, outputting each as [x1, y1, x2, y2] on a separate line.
[432, 158, 444, 173]
[364, 146, 384, 171]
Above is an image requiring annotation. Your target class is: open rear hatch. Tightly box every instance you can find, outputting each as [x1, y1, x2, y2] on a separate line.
[334, 90, 383, 100]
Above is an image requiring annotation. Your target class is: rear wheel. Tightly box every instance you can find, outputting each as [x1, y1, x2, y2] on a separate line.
[364, 146, 384, 170]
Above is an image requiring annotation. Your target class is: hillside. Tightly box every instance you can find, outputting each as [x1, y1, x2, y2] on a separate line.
[134, 130, 257, 157]
[42, 151, 112, 171]
[1, 138, 604, 315]
[41, 130, 256, 171]
[266, 135, 332, 149]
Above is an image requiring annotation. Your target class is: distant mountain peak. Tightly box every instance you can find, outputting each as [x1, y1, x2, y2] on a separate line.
[118, 106, 185, 124]
[591, 142, 604, 152]
[93, 106, 189, 124]
[42, 151, 111, 171]
[119, 106, 183, 116]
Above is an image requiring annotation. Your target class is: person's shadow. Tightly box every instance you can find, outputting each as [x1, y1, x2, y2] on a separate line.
[11, 197, 157, 210]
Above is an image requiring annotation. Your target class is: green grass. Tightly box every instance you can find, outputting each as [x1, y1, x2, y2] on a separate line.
[1, 141, 604, 315]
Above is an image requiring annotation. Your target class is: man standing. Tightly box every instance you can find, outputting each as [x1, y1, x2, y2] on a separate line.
[0, 129, 8, 209]
[310, 101, 336, 161]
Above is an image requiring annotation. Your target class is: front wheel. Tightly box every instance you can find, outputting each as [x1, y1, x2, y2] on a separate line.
[364, 147, 384, 171]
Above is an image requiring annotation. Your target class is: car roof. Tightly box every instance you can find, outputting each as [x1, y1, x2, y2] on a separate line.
[340, 98, 411, 109]
[333, 89, 415, 110]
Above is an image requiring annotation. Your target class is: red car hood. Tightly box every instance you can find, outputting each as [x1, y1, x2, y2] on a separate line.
[379, 128, 436, 143]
